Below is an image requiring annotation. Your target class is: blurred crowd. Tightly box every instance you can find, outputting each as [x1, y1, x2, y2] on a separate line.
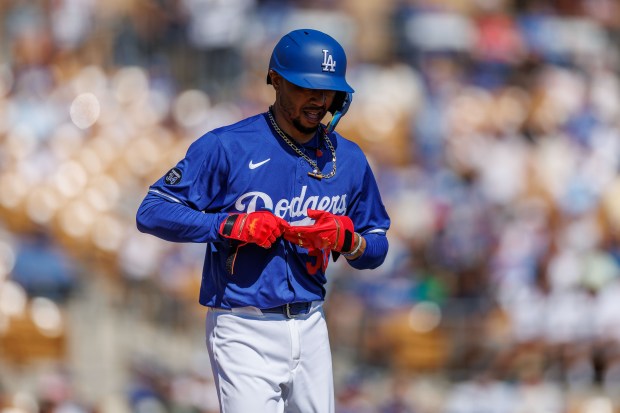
[2, 0, 620, 412]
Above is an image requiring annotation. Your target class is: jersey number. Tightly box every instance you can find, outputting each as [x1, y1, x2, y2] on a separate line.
[306, 249, 329, 275]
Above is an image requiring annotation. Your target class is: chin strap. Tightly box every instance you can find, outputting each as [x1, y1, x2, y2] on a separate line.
[325, 92, 352, 134]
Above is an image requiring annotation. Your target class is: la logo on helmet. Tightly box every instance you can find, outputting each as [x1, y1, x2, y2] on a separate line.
[321, 49, 336, 72]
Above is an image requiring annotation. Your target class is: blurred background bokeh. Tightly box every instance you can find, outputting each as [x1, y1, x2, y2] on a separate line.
[1, 0, 620, 412]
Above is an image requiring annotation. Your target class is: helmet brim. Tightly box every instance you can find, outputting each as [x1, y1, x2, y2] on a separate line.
[267, 70, 354, 93]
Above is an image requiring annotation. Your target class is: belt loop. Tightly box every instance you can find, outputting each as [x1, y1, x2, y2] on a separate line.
[285, 303, 292, 319]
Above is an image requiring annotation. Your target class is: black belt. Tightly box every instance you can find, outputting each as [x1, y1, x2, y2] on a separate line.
[262, 302, 312, 318]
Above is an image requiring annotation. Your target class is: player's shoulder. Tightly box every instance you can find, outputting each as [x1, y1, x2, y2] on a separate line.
[330, 131, 366, 159]
[210, 113, 267, 138]
[192, 113, 268, 151]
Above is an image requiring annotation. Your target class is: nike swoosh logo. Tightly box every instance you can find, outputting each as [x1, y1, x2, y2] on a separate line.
[249, 158, 271, 169]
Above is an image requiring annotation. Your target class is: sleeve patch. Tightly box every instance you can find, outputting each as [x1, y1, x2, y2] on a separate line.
[164, 168, 182, 185]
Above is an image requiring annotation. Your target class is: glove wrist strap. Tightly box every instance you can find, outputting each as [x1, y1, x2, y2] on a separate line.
[341, 232, 362, 257]
[221, 214, 239, 237]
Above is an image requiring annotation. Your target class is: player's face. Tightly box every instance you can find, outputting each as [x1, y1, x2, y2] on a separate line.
[271, 72, 336, 143]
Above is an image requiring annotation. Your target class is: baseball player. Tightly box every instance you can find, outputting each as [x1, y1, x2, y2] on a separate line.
[136, 29, 390, 413]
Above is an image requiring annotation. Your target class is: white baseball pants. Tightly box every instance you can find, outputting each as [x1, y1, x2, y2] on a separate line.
[205, 304, 335, 413]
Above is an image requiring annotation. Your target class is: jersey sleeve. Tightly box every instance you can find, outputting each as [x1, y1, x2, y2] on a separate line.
[136, 132, 231, 243]
[348, 158, 391, 236]
[343, 156, 391, 269]
[149, 132, 229, 211]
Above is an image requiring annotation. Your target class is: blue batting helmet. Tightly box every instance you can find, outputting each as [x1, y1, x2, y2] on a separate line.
[267, 29, 354, 93]
[267, 29, 354, 131]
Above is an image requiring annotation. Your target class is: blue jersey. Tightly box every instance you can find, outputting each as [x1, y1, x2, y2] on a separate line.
[136, 112, 390, 309]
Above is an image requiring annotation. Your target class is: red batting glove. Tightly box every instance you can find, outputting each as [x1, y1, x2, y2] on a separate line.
[219, 211, 289, 248]
[284, 209, 355, 252]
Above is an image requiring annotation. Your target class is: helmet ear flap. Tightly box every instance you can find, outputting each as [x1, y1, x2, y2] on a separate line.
[328, 92, 347, 114]
[325, 92, 352, 134]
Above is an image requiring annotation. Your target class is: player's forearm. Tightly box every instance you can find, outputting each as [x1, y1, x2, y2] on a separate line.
[136, 192, 226, 243]
[345, 232, 388, 270]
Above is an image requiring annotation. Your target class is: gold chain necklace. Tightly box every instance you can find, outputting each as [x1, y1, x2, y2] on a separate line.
[267, 108, 336, 180]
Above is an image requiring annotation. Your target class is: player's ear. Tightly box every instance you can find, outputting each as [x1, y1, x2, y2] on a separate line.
[269, 70, 281, 90]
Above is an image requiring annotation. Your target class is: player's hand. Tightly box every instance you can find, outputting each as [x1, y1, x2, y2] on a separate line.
[219, 211, 289, 248]
[284, 209, 355, 253]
